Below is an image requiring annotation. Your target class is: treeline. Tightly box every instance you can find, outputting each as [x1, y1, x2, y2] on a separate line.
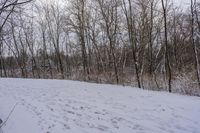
[0, 0, 200, 95]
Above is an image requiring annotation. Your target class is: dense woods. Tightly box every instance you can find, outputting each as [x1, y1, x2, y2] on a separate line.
[0, 0, 200, 95]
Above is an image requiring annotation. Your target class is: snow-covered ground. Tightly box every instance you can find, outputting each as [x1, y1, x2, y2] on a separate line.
[0, 78, 199, 133]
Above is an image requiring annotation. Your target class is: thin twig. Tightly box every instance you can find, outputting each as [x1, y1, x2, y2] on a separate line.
[0, 103, 18, 129]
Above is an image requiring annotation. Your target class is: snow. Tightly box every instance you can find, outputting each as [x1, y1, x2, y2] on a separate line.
[0, 78, 200, 133]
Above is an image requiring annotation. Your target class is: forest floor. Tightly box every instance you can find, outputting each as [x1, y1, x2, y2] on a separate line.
[0, 78, 200, 133]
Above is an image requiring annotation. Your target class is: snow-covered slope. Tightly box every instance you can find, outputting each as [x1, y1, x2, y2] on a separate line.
[0, 78, 199, 133]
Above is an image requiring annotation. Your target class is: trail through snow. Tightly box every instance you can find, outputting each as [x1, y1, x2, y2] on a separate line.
[0, 78, 200, 133]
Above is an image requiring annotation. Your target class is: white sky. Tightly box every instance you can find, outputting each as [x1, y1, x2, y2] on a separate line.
[173, 0, 190, 9]
[36, 0, 190, 10]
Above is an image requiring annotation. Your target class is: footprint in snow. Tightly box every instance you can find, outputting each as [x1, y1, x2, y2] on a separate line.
[0, 119, 3, 125]
[96, 125, 109, 131]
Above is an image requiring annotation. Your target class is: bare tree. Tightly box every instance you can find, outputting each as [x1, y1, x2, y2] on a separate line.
[0, 0, 199, 95]
[0, 0, 33, 33]
[45, 3, 65, 79]
[161, 0, 172, 92]
[191, 0, 200, 88]
[96, 0, 121, 83]
[122, 0, 141, 87]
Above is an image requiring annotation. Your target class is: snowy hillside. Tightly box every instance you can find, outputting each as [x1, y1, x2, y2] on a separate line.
[0, 78, 200, 133]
